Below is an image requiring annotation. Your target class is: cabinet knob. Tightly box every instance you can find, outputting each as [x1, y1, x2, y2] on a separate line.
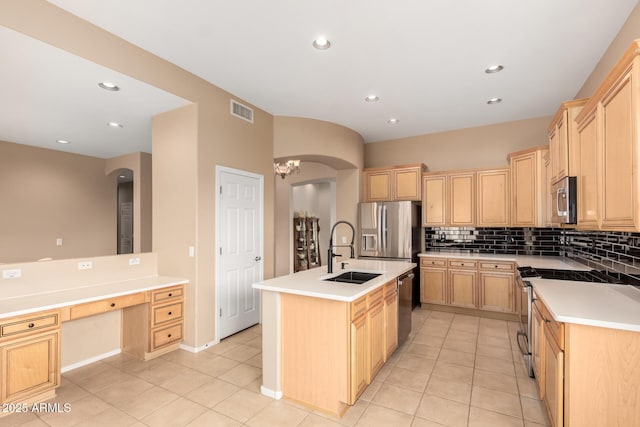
[494, 265, 499, 268]
[545, 319, 551, 324]
[168, 312, 173, 316]
[168, 293, 173, 297]
[168, 334, 172, 338]
[110, 303, 116, 308]
[28, 323, 35, 328]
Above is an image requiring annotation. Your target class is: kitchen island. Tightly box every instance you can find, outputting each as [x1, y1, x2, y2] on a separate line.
[253, 259, 414, 416]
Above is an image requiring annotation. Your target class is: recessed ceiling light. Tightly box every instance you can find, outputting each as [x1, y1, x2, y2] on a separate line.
[487, 97, 502, 105]
[98, 81, 120, 91]
[387, 118, 400, 124]
[485, 65, 504, 74]
[313, 37, 331, 50]
[56, 139, 70, 144]
[107, 121, 123, 128]
[365, 95, 379, 102]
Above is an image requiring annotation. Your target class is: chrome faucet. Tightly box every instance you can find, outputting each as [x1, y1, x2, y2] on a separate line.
[327, 220, 355, 273]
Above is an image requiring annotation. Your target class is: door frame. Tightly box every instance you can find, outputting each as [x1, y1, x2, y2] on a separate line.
[214, 165, 264, 341]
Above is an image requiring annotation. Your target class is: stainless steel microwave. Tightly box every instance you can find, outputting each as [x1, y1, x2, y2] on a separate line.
[553, 176, 577, 224]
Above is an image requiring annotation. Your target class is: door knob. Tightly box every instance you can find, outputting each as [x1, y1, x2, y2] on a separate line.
[255, 256, 262, 261]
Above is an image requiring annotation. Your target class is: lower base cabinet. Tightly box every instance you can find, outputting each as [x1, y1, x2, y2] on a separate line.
[281, 279, 399, 416]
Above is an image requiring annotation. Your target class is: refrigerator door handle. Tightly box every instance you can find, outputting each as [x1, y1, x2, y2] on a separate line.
[382, 205, 387, 254]
[377, 204, 383, 257]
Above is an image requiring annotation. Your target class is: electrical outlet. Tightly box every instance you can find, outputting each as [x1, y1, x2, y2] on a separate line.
[128, 257, 140, 265]
[2, 269, 22, 279]
[56, 238, 63, 246]
[77, 261, 93, 270]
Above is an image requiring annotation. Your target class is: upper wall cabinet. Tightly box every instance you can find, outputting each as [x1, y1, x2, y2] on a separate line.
[548, 98, 588, 183]
[363, 164, 427, 202]
[422, 171, 475, 227]
[508, 146, 547, 227]
[575, 39, 640, 232]
[476, 168, 510, 227]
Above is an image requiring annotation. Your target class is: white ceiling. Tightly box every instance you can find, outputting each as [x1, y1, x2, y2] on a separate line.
[5, 0, 640, 159]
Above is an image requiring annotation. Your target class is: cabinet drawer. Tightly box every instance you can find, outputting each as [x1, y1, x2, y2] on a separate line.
[479, 261, 514, 272]
[448, 260, 477, 269]
[70, 292, 147, 319]
[384, 280, 397, 298]
[152, 302, 184, 327]
[151, 323, 183, 350]
[151, 285, 184, 305]
[421, 258, 446, 267]
[351, 295, 367, 320]
[534, 300, 565, 349]
[0, 312, 59, 339]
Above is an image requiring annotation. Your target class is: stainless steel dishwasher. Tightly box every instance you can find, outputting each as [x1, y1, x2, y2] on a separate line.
[397, 271, 414, 345]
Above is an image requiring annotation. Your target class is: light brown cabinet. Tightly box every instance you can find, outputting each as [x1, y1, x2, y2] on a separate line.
[0, 311, 61, 404]
[543, 325, 564, 427]
[363, 164, 426, 202]
[575, 40, 640, 232]
[548, 99, 588, 183]
[476, 168, 510, 227]
[508, 146, 547, 227]
[422, 171, 475, 227]
[420, 257, 515, 315]
[349, 312, 367, 403]
[383, 282, 398, 360]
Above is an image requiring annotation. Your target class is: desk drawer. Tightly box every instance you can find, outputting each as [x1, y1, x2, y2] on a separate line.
[0, 312, 60, 339]
[152, 323, 183, 350]
[70, 292, 146, 319]
[152, 286, 184, 305]
[152, 302, 183, 327]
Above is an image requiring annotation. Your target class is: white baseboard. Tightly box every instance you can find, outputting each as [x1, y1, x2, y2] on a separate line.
[179, 339, 218, 353]
[260, 385, 282, 400]
[61, 348, 122, 373]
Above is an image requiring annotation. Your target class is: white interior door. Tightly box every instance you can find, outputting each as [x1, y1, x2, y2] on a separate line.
[216, 166, 263, 339]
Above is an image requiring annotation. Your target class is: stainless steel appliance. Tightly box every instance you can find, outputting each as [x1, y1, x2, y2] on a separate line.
[553, 176, 577, 224]
[515, 273, 533, 377]
[358, 201, 421, 346]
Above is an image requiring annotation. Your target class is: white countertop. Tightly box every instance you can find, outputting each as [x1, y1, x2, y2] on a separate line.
[530, 278, 640, 332]
[0, 275, 187, 319]
[252, 259, 415, 302]
[420, 252, 640, 333]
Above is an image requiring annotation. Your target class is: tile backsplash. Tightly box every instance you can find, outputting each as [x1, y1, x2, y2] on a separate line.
[424, 226, 640, 285]
[424, 227, 564, 256]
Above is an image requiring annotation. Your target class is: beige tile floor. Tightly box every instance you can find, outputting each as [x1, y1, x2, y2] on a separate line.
[3, 308, 549, 427]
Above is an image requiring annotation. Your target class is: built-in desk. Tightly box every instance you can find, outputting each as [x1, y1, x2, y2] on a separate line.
[0, 277, 186, 408]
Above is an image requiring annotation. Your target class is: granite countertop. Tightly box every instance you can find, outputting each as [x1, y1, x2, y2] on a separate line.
[0, 275, 188, 319]
[419, 252, 640, 333]
[252, 259, 415, 302]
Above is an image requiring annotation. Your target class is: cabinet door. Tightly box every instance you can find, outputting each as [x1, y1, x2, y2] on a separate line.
[531, 303, 544, 398]
[449, 173, 475, 226]
[577, 112, 599, 229]
[364, 170, 392, 202]
[549, 126, 560, 183]
[368, 303, 385, 382]
[544, 327, 564, 427]
[600, 72, 636, 230]
[556, 111, 570, 181]
[420, 267, 447, 305]
[384, 294, 398, 360]
[393, 168, 421, 201]
[448, 269, 477, 309]
[476, 169, 510, 227]
[478, 272, 515, 313]
[349, 315, 367, 404]
[1, 331, 60, 403]
[422, 175, 447, 226]
[511, 151, 542, 227]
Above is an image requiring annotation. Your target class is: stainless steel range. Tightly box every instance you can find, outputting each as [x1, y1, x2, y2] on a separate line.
[515, 266, 626, 378]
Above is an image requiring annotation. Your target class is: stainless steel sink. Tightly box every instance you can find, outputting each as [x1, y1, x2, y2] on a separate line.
[323, 271, 381, 284]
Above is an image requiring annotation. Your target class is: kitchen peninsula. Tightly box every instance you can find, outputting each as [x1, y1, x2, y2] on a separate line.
[253, 258, 414, 416]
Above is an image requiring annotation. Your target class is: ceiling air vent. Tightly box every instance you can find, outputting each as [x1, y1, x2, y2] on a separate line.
[230, 99, 254, 123]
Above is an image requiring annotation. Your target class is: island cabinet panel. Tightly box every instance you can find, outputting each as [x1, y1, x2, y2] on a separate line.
[280, 279, 401, 416]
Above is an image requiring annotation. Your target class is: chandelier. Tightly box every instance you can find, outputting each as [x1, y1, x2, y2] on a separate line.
[274, 160, 301, 179]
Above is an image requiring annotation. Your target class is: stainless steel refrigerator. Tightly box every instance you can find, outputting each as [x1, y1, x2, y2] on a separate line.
[358, 201, 422, 345]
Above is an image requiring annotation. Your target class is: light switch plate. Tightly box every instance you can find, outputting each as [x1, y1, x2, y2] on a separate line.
[128, 257, 140, 265]
[77, 261, 92, 270]
[2, 269, 22, 279]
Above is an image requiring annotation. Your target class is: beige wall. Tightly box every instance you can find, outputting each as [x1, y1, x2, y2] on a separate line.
[576, 2, 640, 98]
[364, 116, 552, 171]
[105, 151, 153, 253]
[0, 140, 116, 263]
